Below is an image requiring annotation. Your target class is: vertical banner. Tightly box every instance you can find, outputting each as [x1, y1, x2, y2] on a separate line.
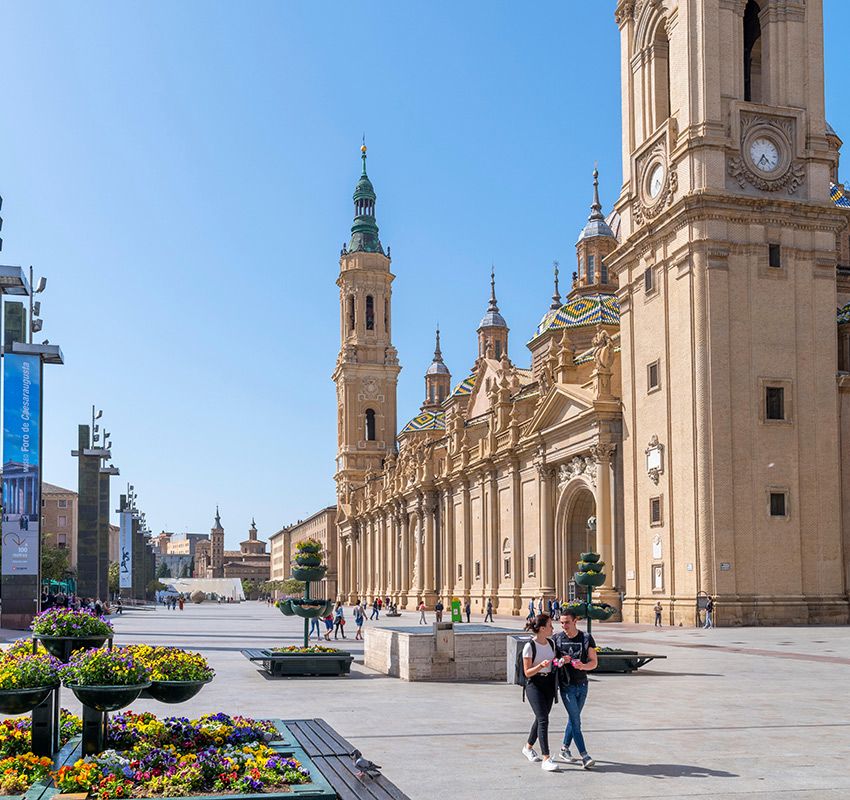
[2, 353, 42, 576]
[118, 510, 132, 589]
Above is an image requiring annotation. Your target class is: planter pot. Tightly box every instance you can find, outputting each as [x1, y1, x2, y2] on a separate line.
[0, 685, 58, 714]
[140, 678, 212, 704]
[574, 572, 605, 587]
[295, 542, 322, 554]
[292, 602, 327, 619]
[278, 600, 295, 616]
[291, 566, 327, 582]
[579, 552, 600, 563]
[261, 652, 354, 677]
[595, 651, 640, 674]
[34, 635, 112, 662]
[65, 682, 151, 712]
[587, 604, 616, 621]
[293, 555, 321, 567]
[577, 560, 605, 573]
[562, 602, 587, 618]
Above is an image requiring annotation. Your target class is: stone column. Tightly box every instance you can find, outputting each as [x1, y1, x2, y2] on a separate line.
[488, 470, 500, 609]
[414, 500, 425, 602]
[462, 481, 472, 598]
[536, 463, 556, 597]
[423, 492, 437, 604]
[400, 513, 410, 607]
[591, 443, 620, 609]
[442, 488, 455, 600]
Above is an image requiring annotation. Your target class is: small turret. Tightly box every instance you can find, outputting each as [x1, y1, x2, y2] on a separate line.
[423, 327, 452, 410]
[573, 167, 617, 297]
[477, 267, 509, 360]
[348, 141, 384, 254]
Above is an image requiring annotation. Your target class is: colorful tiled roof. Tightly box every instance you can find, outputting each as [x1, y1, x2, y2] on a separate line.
[534, 293, 620, 338]
[449, 373, 476, 398]
[831, 183, 850, 208]
[838, 302, 850, 325]
[400, 410, 445, 434]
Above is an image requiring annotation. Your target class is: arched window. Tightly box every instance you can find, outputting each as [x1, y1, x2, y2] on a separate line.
[600, 260, 608, 285]
[651, 22, 671, 129]
[586, 255, 595, 284]
[743, 1, 762, 103]
[347, 296, 355, 332]
[366, 295, 375, 330]
[494, 340, 502, 359]
[365, 408, 376, 441]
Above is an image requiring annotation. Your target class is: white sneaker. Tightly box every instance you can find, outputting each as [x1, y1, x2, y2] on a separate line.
[581, 755, 595, 769]
[522, 745, 541, 763]
[542, 759, 560, 772]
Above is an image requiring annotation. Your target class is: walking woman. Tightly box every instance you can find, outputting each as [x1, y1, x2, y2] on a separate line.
[418, 599, 427, 624]
[521, 614, 560, 772]
[333, 602, 346, 639]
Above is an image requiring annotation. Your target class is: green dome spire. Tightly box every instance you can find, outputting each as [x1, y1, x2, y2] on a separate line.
[348, 140, 384, 255]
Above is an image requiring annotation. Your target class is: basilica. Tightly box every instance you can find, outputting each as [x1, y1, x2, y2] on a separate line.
[333, 0, 850, 625]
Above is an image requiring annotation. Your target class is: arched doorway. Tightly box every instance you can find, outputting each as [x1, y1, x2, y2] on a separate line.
[554, 481, 597, 599]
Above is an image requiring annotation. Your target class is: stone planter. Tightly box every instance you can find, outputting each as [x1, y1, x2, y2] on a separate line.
[0, 685, 58, 715]
[65, 682, 151, 712]
[140, 678, 212, 704]
[34, 635, 112, 662]
[260, 652, 353, 678]
[595, 650, 640, 673]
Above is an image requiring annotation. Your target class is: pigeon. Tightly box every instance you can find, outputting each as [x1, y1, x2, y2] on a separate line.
[351, 749, 382, 779]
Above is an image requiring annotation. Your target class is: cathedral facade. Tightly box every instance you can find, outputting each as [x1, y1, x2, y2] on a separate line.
[333, 0, 850, 625]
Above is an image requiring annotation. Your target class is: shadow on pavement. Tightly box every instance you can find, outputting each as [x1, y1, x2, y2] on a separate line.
[590, 760, 738, 778]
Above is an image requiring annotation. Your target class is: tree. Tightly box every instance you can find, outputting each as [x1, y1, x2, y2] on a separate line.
[242, 579, 257, 599]
[156, 561, 172, 579]
[280, 578, 305, 596]
[41, 544, 70, 583]
[108, 562, 120, 595]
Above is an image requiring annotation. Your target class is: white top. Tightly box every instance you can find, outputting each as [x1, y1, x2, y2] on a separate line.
[522, 638, 555, 675]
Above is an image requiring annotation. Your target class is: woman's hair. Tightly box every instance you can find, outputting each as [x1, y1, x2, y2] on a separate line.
[524, 613, 552, 634]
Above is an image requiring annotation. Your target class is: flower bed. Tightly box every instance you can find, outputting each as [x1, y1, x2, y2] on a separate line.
[126, 645, 214, 682]
[31, 608, 113, 638]
[0, 711, 81, 758]
[268, 646, 341, 655]
[61, 646, 150, 687]
[55, 713, 310, 799]
[0, 752, 53, 794]
[0, 641, 60, 690]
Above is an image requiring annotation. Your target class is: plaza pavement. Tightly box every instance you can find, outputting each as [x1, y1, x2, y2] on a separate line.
[5, 603, 850, 800]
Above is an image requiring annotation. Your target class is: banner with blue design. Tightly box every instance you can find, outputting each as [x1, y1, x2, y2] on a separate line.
[2, 353, 42, 576]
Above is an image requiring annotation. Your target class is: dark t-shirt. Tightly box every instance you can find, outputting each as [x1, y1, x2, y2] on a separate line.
[553, 631, 596, 684]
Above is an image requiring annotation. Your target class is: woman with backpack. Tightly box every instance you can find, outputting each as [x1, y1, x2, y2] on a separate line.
[333, 602, 346, 639]
[521, 614, 560, 772]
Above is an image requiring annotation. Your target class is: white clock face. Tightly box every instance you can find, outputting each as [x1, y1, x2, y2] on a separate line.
[750, 137, 780, 173]
[648, 164, 664, 198]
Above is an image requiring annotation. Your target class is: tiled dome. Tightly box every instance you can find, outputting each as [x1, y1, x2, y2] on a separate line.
[534, 293, 619, 338]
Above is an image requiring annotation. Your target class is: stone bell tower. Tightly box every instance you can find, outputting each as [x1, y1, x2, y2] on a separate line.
[609, 0, 848, 624]
[333, 144, 400, 496]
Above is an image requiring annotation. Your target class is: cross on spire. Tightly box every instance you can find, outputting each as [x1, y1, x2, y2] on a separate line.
[550, 260, 562, 310]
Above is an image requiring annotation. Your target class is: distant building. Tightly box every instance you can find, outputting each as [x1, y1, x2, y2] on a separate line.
[41, 483, 78, 568]
[269, 507, 337, 599]
[193, 510, 270, 582]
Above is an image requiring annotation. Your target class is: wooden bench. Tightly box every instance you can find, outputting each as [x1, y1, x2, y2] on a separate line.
[284, 718, 410, 800]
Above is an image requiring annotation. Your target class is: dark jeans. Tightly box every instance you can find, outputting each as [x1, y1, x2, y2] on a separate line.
[559, 681, 589, 755]
[526, 675, 557, 757]
[334, 620, 346, 639]
[655, 612, 662, 627]
[484, 610, 493, 622]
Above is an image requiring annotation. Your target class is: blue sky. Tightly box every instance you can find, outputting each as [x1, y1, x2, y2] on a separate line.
[1, 1, 848, 548]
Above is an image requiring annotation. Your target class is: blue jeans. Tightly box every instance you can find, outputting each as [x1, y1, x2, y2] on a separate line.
[309, 618, 320, 637]
[560, 682, 589, 755]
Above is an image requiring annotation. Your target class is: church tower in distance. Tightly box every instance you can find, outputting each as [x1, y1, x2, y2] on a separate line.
[610, 0, 848, 623]
[333, 145, 400, 498]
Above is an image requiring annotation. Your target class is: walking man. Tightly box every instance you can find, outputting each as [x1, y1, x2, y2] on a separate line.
[553, 609, 598, 769]
[703, 596, 715, 629]
[464, 598, 471, 623]
[654, 601, 662, 627]
[370, 599, 379, 620]
[527, 598, 535, 621]
[435, 598, 444, 622]
[484, 598, 494, 622]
